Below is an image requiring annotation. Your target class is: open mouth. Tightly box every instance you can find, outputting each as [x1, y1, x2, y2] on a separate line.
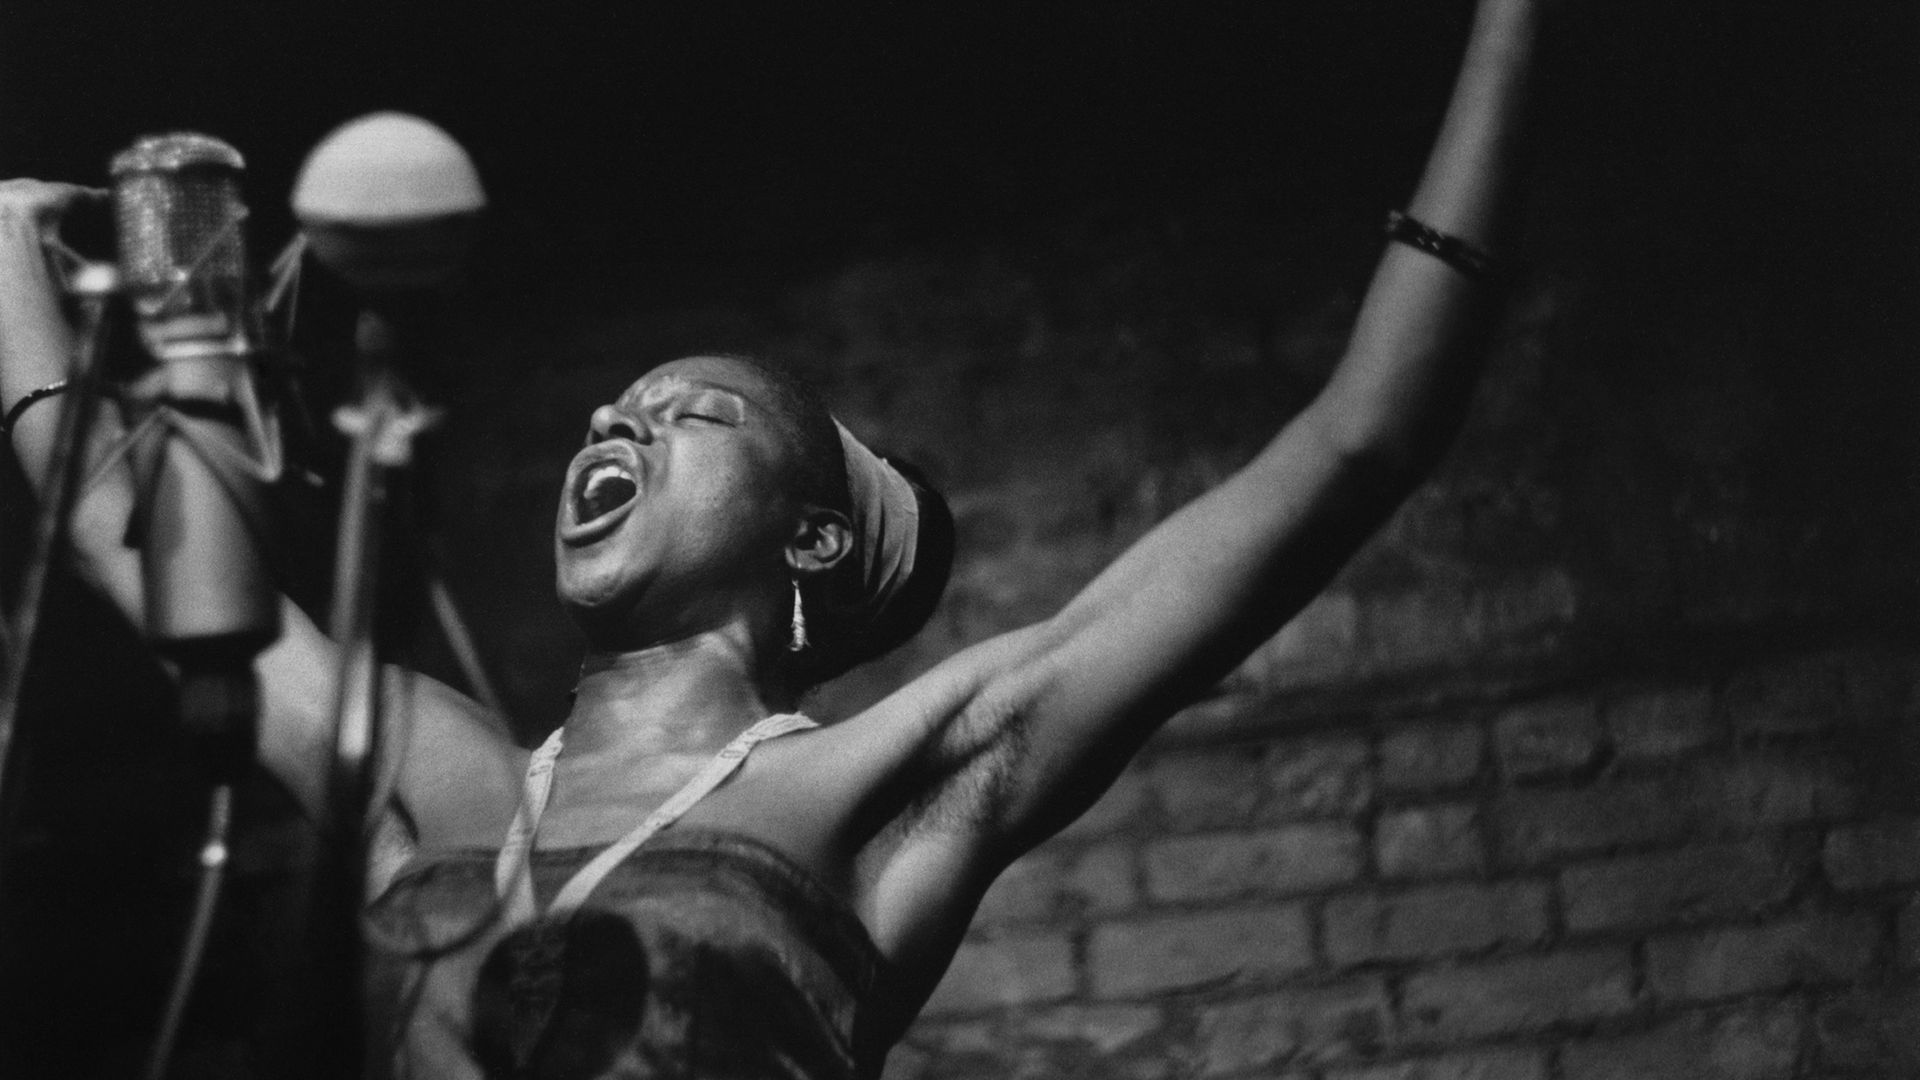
[574, 461, 639, 526]
[560, 447, 644, 547]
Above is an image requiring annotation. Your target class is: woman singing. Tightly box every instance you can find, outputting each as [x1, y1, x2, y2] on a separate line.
[0, 0, 1539, 1075]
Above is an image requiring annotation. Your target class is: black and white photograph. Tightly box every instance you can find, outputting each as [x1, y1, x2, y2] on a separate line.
[0, 1, 1915, 1077]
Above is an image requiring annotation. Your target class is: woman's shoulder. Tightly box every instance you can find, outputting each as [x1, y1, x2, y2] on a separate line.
[391, 673, 530, 849]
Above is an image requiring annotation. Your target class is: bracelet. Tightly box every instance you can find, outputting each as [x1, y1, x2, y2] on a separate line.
[1384, 210, 1507, 284]
[1, 379, 70, 438]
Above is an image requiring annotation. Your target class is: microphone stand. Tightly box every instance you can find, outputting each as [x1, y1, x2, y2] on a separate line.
[287, 113, 490, 1073]
[312, 306, 440, 1078]
[0, 273, 115, 871]
[132, 347, 287, 1080]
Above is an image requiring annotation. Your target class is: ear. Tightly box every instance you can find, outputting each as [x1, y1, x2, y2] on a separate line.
[785, 505, 852, 577]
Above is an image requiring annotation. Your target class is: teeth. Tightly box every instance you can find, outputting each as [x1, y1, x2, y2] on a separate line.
[585, 464, 625, 496]
[576, 462, 637, 522]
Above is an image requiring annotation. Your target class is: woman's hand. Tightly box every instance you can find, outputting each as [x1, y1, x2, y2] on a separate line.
[0, 177, 141, 624]
[0, 178, 104, 223]
[0, 179, 105, 283]
[0, 178, 107, 388]
[0, 179, 109, 463]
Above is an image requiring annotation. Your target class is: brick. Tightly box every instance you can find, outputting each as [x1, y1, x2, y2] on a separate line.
[923, 930, 1077, 1013]
[1377, 803, 1487, 880]
[1494, 696, 1603, 779]
[1814, 986, 1920, 1072]
[1708, 755, 1860, 829]
[1646, 913, 1881, 1004]
[1498, 776, 1687, 863]
[1191, 981, 1390, 1075]
[1017, 1003, 1167, 1055]
[895, 1016, 1165, 1080]
[1054, 766, 1150, 842]
[1144, 824, 1363, 903]
[1604, 683, 1718, 760]
[1822, 817, 1920, 890]
[1328, 1047, 1549, 1080]
[1351, 571, 1577, 673]
[908, 1020, 1001, 1057]
[1146, 745, 1266, 830]
[1264, 735, 1374, 820]
[1724, 653, 1849, 735]
[1323, 881, 1549, 966]
[1399, 947, 1635, 1041]
[1380, 720, 1484, 792]
[1562, 1000, 1804, 1080]
[1088, 905, 1313, 998]
[974, 839, 1137, 925]
[1499, 756, 1859, 865]
[1559, 834, 1817, 932]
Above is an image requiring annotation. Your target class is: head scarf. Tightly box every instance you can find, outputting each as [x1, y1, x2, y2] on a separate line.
[833, 419, 920, 626]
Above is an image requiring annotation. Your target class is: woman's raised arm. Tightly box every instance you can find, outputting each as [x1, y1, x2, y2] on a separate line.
[870, 0, 1542, 858]
[0, 182, 518, 832]
[0, 182, 147, 616]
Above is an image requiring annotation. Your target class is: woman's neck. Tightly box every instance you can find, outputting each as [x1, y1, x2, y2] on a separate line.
[563, 633, 792, 763]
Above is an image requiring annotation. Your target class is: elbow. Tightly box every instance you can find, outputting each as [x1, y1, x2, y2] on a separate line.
[1296, 400, 1454, 490]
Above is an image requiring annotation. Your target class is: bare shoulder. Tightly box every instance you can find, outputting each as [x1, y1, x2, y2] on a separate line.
[390, 672, 529, 849]
[253, 597, 525, 846]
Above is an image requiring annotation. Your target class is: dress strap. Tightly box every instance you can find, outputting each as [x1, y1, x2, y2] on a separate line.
[494, 712, 818, 928]
[495, 726, 566, 927]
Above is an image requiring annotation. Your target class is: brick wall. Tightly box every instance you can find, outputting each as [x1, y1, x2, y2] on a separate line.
[412, 213, 1920, 1078]
[889, 644, 1920, 1079]
[4, 6, 1916, 1077]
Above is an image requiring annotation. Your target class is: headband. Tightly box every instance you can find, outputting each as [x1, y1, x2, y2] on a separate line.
[834, 419, 920, 626]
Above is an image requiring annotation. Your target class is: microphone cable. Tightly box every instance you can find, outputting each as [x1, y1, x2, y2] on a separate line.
[141, 781, 234, 1080]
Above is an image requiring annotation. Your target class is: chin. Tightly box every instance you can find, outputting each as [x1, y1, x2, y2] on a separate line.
[555, 554, 637, 624]
[556, 584, 644, 649]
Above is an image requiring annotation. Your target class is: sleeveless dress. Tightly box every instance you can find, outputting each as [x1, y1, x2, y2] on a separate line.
[365, 830, 885, 1080]
[363, 716, 887, 1080]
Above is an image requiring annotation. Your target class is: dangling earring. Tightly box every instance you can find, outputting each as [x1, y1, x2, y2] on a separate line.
[788, 578, 808, 652]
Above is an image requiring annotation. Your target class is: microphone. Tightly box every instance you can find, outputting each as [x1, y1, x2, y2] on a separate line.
[283, 115, 488, 1076]
[113, 132, 281, 779]
[293, 112, 486, 296]
[292, 112, 486, 406]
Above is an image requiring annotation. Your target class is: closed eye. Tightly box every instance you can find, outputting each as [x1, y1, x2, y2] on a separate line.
[673, 391, 745, 426]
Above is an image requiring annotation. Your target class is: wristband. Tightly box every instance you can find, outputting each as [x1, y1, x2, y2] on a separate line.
[1385, 210, 1507, 284]
[1, 379, 70, 439]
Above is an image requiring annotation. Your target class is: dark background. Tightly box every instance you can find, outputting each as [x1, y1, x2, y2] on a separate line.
[6, 4, 1497, 265]
[1, 1, 1916, 1075]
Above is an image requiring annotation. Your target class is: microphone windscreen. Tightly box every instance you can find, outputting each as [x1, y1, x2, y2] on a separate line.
[111, 132, 252, 356]
[293, 112, 485, 225]
[292, 113, 486, 293]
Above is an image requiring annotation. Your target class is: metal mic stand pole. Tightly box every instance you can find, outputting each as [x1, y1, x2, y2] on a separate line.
[313, 307, 438, 1078]
[0, 271, 115, 868]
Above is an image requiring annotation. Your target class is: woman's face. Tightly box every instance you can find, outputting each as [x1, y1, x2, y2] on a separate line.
[554, 356, 805, 646]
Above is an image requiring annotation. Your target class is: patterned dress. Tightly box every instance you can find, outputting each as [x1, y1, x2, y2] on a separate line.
[366, 828, 886, 1080]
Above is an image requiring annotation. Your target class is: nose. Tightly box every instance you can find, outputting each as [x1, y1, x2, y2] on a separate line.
[589, 403, 652, 445]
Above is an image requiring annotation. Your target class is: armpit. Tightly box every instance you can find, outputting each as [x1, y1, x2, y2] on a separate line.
[907, 693, 1033, 836]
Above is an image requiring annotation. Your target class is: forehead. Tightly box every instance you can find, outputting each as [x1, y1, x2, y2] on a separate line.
[619, 356, 780, 408]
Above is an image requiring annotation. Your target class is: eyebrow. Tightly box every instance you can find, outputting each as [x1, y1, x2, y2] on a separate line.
[624, 377, 754, 411]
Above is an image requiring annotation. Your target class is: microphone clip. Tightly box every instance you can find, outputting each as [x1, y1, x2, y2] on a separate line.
[331, 393, 442, 468]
